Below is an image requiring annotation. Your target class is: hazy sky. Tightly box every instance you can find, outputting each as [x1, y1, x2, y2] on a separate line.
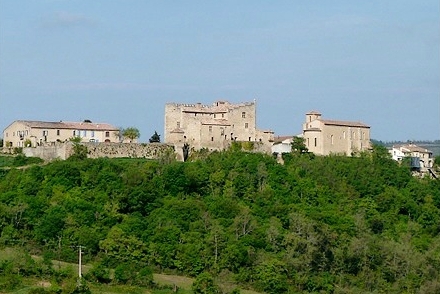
[1, 1, 439, 142]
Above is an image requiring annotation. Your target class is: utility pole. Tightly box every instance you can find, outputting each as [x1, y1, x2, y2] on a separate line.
[72, 245, 86, 284]
[78, 245, 82, 278]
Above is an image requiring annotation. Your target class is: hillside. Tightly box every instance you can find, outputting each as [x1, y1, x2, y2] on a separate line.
[1, 147, 440, 293]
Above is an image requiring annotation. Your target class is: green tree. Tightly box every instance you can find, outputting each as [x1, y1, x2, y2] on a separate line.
[192, 272, 220, 294]
[291, 136, 308, 154]
[149, 131, 161, 143]
[254, 259, 288, 294]
[122, 127, 140, 142]
[70, 143, 88, 160]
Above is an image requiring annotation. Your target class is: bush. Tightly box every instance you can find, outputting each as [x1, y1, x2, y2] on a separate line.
[87, 262, 111, 284]
[192, 272, 221, 294]
[13, 147, 23, 154]
[114, 263, 137, 284]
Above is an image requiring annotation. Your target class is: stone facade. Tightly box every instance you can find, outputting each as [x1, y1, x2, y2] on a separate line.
[3, 120, 120, 148]
[164, 100, 274, 152]
[303, 111, 371, 156]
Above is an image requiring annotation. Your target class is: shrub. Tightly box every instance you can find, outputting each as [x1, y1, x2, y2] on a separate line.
[192, 272, 221, 294]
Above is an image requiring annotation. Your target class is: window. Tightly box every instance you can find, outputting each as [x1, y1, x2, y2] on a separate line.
[214, 114, 216, 118]
[177, 122, 180, 128]
[91, 131, 95, 137]
[211, 137, 214, 141]
[249, 137, 251, 141]
[222, 113, 224, 118]
[82, 130, 87, 137]
[57, 130, 60, 136]
[13, 132, 15, 136]
[42, 130, 48, 136]
[105, 131, 110, 137]
[331, 135, 334, 145]
[73, 130, 76, 136]
[343, 131, 346, 139]
[220, 128, 224, 135]
[314, 138, 317, 147]
[5, 133, 8, 137]
[242, 112, 246, 118]
[245, 123, 248, 129]
[209, 126, 212, 133]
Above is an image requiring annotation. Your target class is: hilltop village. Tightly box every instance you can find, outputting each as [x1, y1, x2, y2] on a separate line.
[1, 100, 435, 173]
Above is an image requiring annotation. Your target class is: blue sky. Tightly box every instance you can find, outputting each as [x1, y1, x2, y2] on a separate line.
[1, 1, 439, 142]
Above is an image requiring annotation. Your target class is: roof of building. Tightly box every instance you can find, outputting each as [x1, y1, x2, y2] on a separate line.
[304, 128, 322, 132]
[393, 144, 432, 154]
[273, 135, 293, 144]
[10, 120, 119, 131]
[306, 110, 322, 115]
[320, 119, 370, 128]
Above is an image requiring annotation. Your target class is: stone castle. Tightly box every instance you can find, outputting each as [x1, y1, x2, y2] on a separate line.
[164, 100, 274, 152]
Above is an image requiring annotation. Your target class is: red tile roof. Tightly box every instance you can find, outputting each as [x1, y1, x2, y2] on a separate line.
[16, 120, 119, 131]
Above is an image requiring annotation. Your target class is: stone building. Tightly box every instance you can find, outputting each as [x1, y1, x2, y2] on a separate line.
[302, 111, 371, 155]
[164, 100, 274, 151]
[3, 120, 120, 147]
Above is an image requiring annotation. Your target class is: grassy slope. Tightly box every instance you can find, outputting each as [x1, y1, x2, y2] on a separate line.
[2, 248, 260, 294]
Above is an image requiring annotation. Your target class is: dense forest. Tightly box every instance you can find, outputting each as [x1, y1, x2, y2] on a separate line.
[1, 146, 440, 293]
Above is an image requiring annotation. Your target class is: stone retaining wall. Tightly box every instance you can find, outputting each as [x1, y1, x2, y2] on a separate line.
[14, 142, 175, 161]
[84, 142, 174, 159]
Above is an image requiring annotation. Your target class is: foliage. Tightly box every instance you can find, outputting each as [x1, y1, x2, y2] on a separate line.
[291, 136, 308, 154]
[149, 131, 161, 143]
[0, 155, 43, 167]
[69, 136, 82, 143]
[192, 272, 220, 294]
[435, 155, 440, 167]
[122, 127, 141, 141]
[241, 141, 254, 151]
[13, 147, 23, 154]
[229, 141, 254, 152]
[70, 143, 88, 160]
[0, 148, 440, 292]
[71, 282, 92, 294]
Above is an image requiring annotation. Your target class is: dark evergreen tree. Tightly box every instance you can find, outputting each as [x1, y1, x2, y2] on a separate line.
[149, 131, 161, 143]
